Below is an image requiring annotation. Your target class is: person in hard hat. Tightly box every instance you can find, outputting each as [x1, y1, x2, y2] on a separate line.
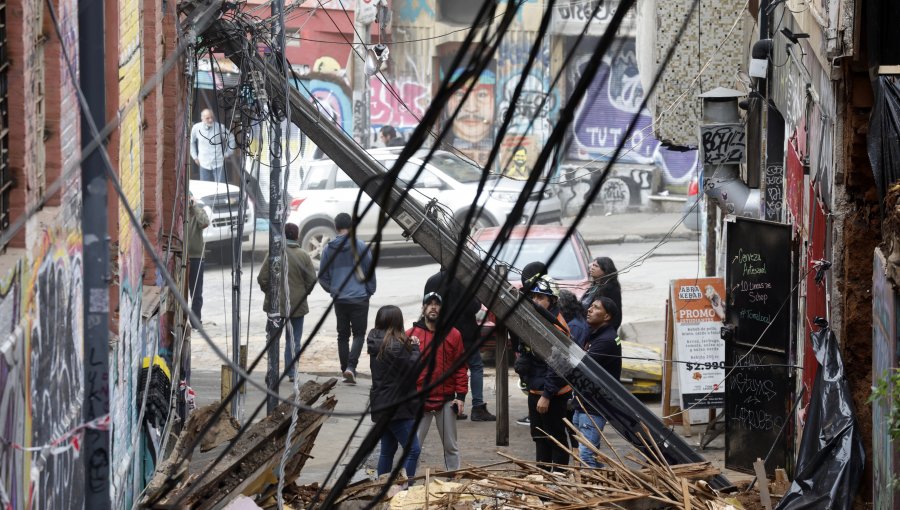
[514, 275, 573, 472]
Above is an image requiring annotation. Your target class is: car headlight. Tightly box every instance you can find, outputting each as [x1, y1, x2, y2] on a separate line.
[490, 191, 520, 202]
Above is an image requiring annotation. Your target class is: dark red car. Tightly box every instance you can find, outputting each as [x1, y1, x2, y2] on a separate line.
[471, 225, 593, 362]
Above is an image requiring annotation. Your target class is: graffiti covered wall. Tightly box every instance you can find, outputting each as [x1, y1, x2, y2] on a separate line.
[565, 37, 698, 185]
[0, 229, 85, 510]
[114, 0, 146, 506]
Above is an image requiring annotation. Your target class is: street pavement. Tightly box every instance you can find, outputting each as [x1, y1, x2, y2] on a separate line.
[189, 210, 750, 503]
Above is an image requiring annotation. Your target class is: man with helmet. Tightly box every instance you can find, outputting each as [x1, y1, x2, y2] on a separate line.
[514, 273, 573, 472]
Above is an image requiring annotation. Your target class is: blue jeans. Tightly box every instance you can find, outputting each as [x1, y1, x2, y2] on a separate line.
[281, 316, 304, 378]
[468, 349, 485, 408]
[378, 419, 421, 478]
[199, 166, 225, 183]
[573, 410, 606, 468]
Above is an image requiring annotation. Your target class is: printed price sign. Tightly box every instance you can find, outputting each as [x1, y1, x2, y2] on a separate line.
[670, 278, 726, 409]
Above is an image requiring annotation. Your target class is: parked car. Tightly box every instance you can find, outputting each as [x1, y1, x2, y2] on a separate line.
[471, 225, 662, 395]
[286, 148, 562, 261]
[189, 179, 255, 264]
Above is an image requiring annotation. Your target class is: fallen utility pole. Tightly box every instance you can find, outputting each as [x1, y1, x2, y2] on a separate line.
[211, 23, 731, 491]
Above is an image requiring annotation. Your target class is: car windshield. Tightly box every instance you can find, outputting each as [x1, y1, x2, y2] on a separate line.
[303, 164, 333, 190]
[477, 238, 584, 281]
[428, 153, 484, 184]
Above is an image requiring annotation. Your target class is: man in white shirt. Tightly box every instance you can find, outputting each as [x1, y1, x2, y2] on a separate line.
[190, 109, 235, 183]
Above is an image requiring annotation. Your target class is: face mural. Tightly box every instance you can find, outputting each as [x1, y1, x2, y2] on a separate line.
[446, 72, 496, 146]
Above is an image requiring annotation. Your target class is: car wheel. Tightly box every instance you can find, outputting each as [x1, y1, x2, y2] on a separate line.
[302, 225, 336, 262]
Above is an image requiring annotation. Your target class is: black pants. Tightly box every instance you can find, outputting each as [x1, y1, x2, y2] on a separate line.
[189, 258, 204, 325]
[528, 392, 571, 471]
[334, 300, 368, 372]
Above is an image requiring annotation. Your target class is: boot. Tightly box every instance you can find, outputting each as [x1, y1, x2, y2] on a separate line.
[470, 404, 496, 422]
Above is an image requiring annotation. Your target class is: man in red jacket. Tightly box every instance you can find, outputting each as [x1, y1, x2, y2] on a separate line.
[408, 292, 468, 471]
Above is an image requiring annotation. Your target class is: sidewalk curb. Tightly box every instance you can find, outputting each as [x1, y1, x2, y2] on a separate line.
[584, 231, 699, 245]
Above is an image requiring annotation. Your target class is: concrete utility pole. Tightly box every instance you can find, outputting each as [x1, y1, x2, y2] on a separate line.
[226, 49, 731, 490]
[351, 0, 372, 147]
[265, 0, 287, 415]
[80, 0, 110, 504]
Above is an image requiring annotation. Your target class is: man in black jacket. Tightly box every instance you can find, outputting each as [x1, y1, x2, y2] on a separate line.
[424, 269, 496, 422]
[572, 296, 622, 467]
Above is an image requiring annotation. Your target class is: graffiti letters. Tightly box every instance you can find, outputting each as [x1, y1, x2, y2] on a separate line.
[764, 165, 784, 221]
[700, 124, 746, 165]
[370, 79, 429, 128]
[568, 38, 698, 184]
[29, 243, 85, 510]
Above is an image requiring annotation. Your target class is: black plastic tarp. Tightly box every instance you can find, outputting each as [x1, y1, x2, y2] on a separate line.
[775, 325, 865, 510]
[868, 75, 900, 206]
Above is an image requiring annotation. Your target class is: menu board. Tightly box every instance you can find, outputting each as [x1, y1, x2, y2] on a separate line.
[670, 278, 726, 409]
[725, 217, 793, 474]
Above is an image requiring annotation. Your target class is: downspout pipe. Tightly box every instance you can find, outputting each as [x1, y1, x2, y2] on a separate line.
[698, 87, 760, 218]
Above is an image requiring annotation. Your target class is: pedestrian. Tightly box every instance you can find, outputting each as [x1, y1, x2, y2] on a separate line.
[379, 125, 405, 147]
[580, 257, 622, 329]
[318, 212, 377, 384]
[190, 108, 235, 183]
[513, 261, 549, 427]
[514, 276, 573, 472]
[187, 192, 210, 327]
[572, 296, 622, 468]
[558, 290, 588, 348]
[257, 223, 318, 381]
[367, 305, 422, 479]
[408, 292, 468, 471]
[424, 268, 496, 422]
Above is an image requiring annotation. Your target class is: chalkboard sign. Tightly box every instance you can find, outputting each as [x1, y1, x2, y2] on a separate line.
[725, 218, 792, 352]
[725, 217, 793, 475]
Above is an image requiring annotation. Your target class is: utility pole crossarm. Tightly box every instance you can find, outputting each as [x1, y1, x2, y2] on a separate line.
[209, 23, 730, 490]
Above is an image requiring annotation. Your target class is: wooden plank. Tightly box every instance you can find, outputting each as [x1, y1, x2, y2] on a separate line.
[753, 458, 772, 510]
[681, 477, 692, 510]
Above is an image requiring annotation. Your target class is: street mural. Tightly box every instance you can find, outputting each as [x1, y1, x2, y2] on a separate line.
[299, 72, 354, 136]
[0, 263, 23, 510]
[567, 38, 698, 184]
[115, 1, 145, 505]
[370, 78, 429, 130]
[0, 229, 85, 510]
[28, 233, 85, 510]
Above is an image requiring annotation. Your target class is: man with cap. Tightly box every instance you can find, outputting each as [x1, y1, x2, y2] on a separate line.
[407, 292, 468, 471]
[514, 275, 573, 472]
[423, 268, 495, 421]
[318, 212, 377, 383]
[258, 223, 318, 381]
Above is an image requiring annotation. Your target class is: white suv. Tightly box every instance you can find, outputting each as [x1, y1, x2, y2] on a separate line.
[286, 148, 561, 260]
[189, 179, 255, 264]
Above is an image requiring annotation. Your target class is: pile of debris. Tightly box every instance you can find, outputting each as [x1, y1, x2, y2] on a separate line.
[337, 422, 741, 509]
[142, 379, 337, 509]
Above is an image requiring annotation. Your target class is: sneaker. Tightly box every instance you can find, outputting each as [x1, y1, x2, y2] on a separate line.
[343, 369, 356, 384]
[516, 415, 530, 426]
[288, 375, 295, 383]
[470, 404, 496, 422]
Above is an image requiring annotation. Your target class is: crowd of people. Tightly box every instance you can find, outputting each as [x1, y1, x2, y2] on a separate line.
[186, 209, 625, 479]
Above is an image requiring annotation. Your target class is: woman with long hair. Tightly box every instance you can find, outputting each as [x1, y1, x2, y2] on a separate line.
[367, 305, 422, 479]
[580, 257, 622, 329]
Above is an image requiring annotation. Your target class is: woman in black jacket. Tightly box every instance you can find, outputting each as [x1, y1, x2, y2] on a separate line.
[580, 257, 622, 329]
[367, 305, 422, 477]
